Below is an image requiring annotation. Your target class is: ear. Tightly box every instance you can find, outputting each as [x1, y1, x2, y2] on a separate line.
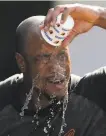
[15, 52, 26, 73]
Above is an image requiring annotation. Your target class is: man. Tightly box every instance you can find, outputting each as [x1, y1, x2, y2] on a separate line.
[0, 3, 106, 136]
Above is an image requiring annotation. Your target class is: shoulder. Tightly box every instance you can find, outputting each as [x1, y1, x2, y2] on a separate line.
[70, 74, 81, 91]
[0, 73, 23, 111]
[0, 73, 23, 87]
[74, 66, 106, 111]
[68, 74, 81, 96]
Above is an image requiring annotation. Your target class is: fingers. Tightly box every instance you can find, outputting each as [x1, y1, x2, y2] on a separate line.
[43, 6, 64, 30]
[60, 7, 70, 24]
[41, 4, 79, 47]
[61, 5, 76, 24]
[44, 8, 54, 30]
[43, 5, 65, 30]
[51, 6, 65, 25]
[43, 4, 77, 31]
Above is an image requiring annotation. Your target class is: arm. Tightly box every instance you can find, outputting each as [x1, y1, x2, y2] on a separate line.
[96, 7, 106, 29]
[42, 3, 106, 46]
[0, 74, 23, 111]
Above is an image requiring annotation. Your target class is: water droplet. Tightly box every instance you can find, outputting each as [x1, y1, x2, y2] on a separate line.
[48, 123, 51, 128]
[64, 122, 67, 127]
[44, 127, 48, 133]
[58, 93, 68, 136]
[28, 97, 31, 101]
[34, 114, 38, 119]
[19, 111, 24, 117]
[36, 121, 39, 125]
[57, 101, 61, 105]
[19, 85, 34, 116]
[34, 114, 36, 118]
[51, 111, 54, 117]
[32, 120, 34, 123]
[47, 119, 51, 128]
[47, 120, 50, 124]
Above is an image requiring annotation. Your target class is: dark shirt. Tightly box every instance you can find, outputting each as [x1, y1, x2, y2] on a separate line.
[0, 67, 106, 136]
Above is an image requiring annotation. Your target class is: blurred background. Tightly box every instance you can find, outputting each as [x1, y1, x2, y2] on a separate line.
[0, 1, 106, 81]
[0, 1, 51, 81]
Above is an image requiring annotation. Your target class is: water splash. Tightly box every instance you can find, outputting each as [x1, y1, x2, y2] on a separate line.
[32, 120, 34, 123]
[19, 86, 34, 117]
[44, 58, 69, 136]
[34, 90, 42, 130]
[50, 108, 54, 117]
[44, 127, 48, 133]
[19, 74, 40, 117]
[47, 120, 51, 128]
[58, 83, 69, 136]
[19, 50, 69, 136]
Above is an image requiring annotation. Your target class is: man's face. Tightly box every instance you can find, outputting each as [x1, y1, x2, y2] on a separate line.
[25, 34, 71, 98]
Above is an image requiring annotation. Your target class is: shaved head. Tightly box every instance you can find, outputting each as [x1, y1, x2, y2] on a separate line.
[15, 15, 71, 103]
[16, 16, 45, 55]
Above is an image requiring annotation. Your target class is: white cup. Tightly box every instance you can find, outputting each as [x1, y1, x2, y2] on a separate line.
[41, 13, 74, 46]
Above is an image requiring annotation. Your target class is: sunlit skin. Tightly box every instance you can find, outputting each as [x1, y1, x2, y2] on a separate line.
[15, 16, 71, 111]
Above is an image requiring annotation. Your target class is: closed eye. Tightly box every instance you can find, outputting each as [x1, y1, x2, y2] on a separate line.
[42, 53, 51, 58]
[58, 52, 68, 61]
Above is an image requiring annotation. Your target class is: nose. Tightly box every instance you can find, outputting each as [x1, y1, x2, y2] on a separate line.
[47, 59, 66, 74]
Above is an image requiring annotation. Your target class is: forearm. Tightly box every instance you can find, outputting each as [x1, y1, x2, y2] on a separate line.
[96, 7, 106, 29]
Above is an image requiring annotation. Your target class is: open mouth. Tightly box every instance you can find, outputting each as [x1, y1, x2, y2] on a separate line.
[46, 75, 68, 92]
[47, 78, 65, 84]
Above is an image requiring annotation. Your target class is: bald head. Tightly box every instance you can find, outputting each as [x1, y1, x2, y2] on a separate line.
[16, 16, 45, 55]
[15, 16, 71, 101]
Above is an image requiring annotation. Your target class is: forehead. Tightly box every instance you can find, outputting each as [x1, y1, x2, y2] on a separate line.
[25, 31, 69, 56]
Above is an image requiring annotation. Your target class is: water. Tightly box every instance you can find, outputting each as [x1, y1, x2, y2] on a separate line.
[44, 127, 48, 133]
[19, 86, 34, 117]
[32, 120, 34, 123]
[19, 49, 69, 135]
[47, 121, 51, 128]
[50, 108, 54, 117]
[19, 74, 40, 117]
[58, 92, 68, 136]
[34, 90, 41, 130]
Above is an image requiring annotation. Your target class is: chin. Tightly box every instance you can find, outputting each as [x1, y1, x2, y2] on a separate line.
[45, 86, 68, 100]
